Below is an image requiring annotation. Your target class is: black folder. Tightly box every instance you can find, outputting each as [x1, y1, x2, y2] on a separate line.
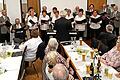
[86, 11, 92, 16]
[5, 21, 12, 27]
[15, 26, 25, 32]
[29, 19, 36, 25]
[91, 17, 101, 23]
[41, 20, 49, 24]
[69, 18, 74, 22]
[76, 19, 87, 24]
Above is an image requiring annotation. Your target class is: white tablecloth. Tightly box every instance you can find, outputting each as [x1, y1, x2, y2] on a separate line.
[63, 41, 119, 80]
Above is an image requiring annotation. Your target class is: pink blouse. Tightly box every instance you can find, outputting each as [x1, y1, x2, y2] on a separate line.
[102, 46, 120, 68]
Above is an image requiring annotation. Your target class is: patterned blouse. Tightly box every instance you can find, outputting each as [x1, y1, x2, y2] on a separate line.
[102, 46, 120, 68]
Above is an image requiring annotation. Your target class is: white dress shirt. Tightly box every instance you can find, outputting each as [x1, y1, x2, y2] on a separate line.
[22, 36, 42, 61]
[27, 16, 38, 29]
[45, 64, 54, 80]
[39, 15, 50, 30]
[74, 15, 86, 31]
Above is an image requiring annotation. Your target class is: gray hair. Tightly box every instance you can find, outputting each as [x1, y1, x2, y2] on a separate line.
[106, 24, 113, 33]
[48, 38, 58, 51]
[52, 63, 69, 80]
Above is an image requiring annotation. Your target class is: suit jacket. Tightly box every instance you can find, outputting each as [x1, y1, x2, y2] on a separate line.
[110, 11, 120, 28]
[0, 16, 10, 34]
[54, 17, 72, 41]
[98, 32, 117, 50]
[99, 8, 111, 16]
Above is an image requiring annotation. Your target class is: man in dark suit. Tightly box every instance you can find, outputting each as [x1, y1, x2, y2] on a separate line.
[54, 10, 72, 41]
[0, 10, 11, 43]
[92, 24, 117, 55]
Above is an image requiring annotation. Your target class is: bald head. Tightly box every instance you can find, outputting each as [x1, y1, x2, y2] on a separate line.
[106, 24, 113, 33]
[52, 63, 69, 80]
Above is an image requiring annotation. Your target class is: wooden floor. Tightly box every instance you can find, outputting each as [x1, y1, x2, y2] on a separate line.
[23, 39, 91, 80]
[23, 59, 43, 80]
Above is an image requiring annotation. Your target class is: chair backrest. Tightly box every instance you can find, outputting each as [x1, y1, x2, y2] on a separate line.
[36, 42, 46, 60]
[18, 46, 27, 80]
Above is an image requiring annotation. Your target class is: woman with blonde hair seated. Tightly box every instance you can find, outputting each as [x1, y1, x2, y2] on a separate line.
[42, 51, 71, 80]
[100, 36, 120, 71]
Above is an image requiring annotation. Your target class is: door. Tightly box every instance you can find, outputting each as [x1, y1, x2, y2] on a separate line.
[88, 0, 107, 11]
[27, 0, 40, 16]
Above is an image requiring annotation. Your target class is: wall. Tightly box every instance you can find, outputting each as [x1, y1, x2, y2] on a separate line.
[107, 0, 120, 11]
[3, 0, 120, 24]
[0, 0, 3, 11]
[41, 0, 87, 12]
[5, 0, 21, 24]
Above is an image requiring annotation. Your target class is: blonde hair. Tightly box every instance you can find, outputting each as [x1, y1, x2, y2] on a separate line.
[60, 10, 67, 17]
[46, 51, 58, 66]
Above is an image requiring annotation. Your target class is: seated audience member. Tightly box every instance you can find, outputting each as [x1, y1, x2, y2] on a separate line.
[110, 5, 120, 36]
[73, 6, 80, 17]
[98, 24, 117, 49]
[92, 24, 117, 54]
[115, 72, 120, 78]
[11, 18, 26, 41]
[52, 63, 74, 80]
[39, 10, 50, 43]
[74, 8, 87, 39]
[19, 26, 42, 62]
[51, 10, 60, 24]
[42, 51, 71, 80]
[54, 10, 72, 41]
[45, 38, 59, 54]
[100, 37, 120, 71]
[89, 10, 102, 38]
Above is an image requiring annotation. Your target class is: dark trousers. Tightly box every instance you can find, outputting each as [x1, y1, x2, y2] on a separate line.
[0, 33, 10, 43]
[114, 27, 119, 36]
[77, 31, 84, 40]
[15, 32, 26, 41]
[90, 29, 100, 39]
[40, 30, 49, 44]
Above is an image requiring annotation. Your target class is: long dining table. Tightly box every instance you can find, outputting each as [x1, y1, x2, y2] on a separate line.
[0, 44, 25, 80]
[62, 40, 119, 80]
